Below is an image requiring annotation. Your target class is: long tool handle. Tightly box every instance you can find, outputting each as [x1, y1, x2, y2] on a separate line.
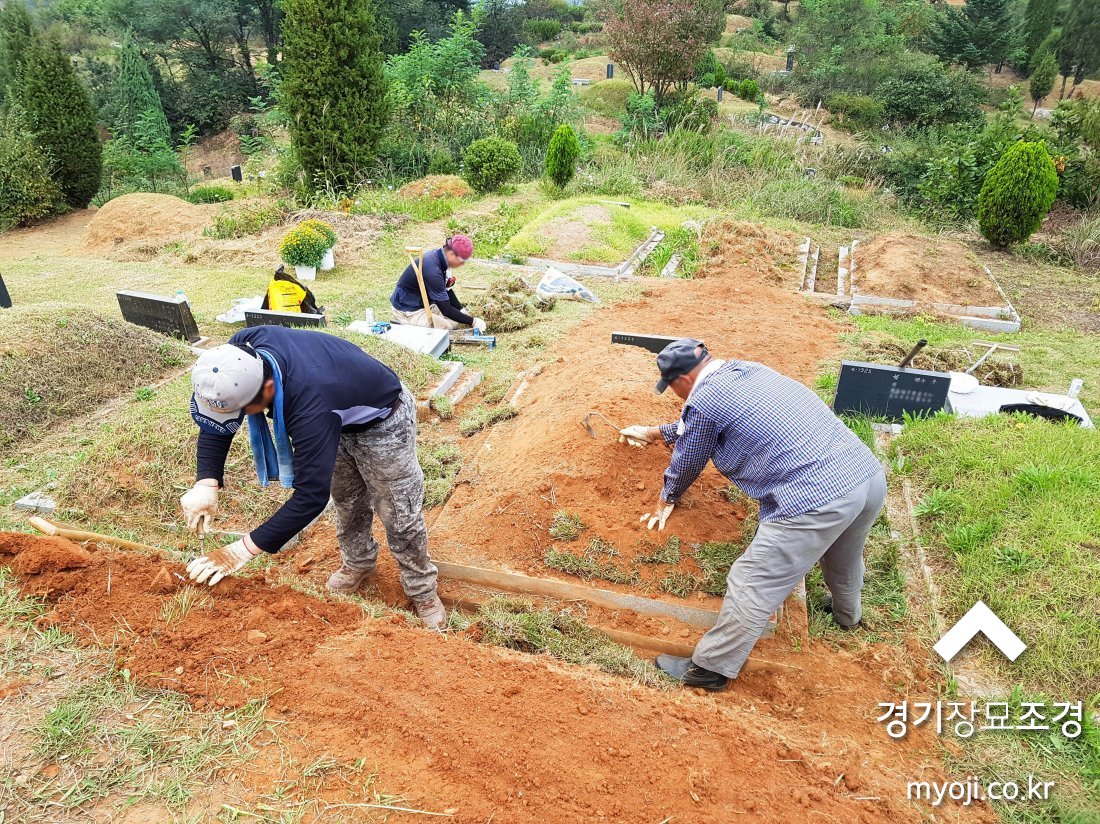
[405, 246, 433, 327]
[28, 516, 159, 553]
[898, 338, 928, 369]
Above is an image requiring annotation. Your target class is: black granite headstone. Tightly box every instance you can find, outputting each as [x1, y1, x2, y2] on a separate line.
[717, 86, 723, 102]
[610, 331, 685, 354]
[116, 290, 201, 342]
[231, 165, 243, 183]
[833, 361, 950, 423]
[0, 273, 11, 309]
[245, 309, 327, 329]
[606, 63, 614, 79]
[785, 47, 795, 72]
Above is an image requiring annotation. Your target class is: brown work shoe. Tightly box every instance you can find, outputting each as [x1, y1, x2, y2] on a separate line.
[326, 565, 373, 593]
[413, 593, 446, 631]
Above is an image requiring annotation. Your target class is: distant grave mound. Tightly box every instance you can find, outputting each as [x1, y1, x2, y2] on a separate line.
[397, 175, 472, 200]
[0, 304, 189, 449]
[81, 193, 212, 260]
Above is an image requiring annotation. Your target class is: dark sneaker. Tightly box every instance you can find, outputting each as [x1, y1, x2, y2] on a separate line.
[822, 596, 862, 629]
[413, 593, 446, 631]
[655, 654, 728, 691]
[326, 565, 374, 593]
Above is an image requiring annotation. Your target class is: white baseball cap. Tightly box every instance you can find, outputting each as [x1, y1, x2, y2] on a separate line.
[190, 345, 264, 430]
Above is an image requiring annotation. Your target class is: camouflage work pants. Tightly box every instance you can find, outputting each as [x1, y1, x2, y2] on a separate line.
[329, 386, 438, 599]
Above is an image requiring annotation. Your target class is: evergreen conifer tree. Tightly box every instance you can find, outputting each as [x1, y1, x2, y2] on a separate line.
[964, 0, 1014, 68]
[280, 0, 390, 191]
[19, 34, 102, 208]
[1029, 50, 1058, 113]
[545, 123, 580, 189]
[977, 141, 1058, 247]
[1061, 0, 1100, 92]
[0, 0, 35, 104]
[108, 32, 171, 143]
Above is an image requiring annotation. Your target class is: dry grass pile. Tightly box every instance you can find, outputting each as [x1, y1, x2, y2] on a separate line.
[0, 305, 189, 449]
[81, 193, 213, 260]
[698, 220, 799, 286]
[465, 275, 556, 332]
[862, 339, 1023, 386]
[183, 207, 386, 268]
[397, 175, 472, 200]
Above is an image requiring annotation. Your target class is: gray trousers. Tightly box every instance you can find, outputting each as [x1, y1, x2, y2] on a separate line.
[330, 386, 438, 599]
[693, 470, 887, 679]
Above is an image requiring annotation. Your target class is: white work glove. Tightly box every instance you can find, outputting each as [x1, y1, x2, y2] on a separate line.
[186, 538, 260, 586]
[641, 501, 675, 531]
[619, 425, 656, 449]
[181, 482, 219, 534]
[1026, 393, 1074, 412]
[472, 317, 487, 334]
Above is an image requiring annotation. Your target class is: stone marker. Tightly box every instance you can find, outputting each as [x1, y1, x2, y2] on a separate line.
[0, 272, 10, 309]
[231, 165, 243, 183]
[116, 290, 201, 342]
[606, 63, 614, 79]
[244, 308, 326, 329]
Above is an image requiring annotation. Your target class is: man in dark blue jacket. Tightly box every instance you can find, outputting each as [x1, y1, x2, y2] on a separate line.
[389, 235, 487, 332]
[180, 326, 445, 628]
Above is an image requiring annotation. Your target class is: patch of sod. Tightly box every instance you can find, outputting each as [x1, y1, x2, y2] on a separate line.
[454, 596, 670, 688]
[458, 404, 518, 437]
[548, 510, 585, 541]
[420, 439, 462, 508]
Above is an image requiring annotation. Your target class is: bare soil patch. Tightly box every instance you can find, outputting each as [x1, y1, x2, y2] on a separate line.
[0, 209, 94, 263]
[0, 533, 996, 823]
[538, 203, 611, 260]
[183, 130, 245, 177]
[855, 232, 1004, 307]
[429, 219, 845, 592]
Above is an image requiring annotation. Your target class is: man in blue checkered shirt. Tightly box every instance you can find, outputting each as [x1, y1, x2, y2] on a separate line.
[620, 339, 886, 690]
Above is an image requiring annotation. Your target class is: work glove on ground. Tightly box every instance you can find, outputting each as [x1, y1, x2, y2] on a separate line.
[181, 482, 219, 534]
[472, 317, 487, 334]
[641, 500, 675, 531]
[619, 425, 656, 449]
[186, 538, 260, 586]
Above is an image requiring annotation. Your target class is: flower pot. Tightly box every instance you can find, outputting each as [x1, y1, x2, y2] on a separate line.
[294, 265, 317, 281]
[320, 247, 335, 271]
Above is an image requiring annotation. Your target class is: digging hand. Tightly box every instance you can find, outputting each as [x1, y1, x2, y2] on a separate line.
[181, 481, 219, 534]
[472, 317, 487, 334]
[640, 500, 675, 531]
[619, 425, 658, 449]
[186, 538, 260, 586]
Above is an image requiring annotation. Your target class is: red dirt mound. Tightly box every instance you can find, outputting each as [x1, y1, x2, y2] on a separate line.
[0, 531, 93, 576]
[430, 219, 844, 585]
[855, 233, 1003, 306]
[0, 535, 996, 823]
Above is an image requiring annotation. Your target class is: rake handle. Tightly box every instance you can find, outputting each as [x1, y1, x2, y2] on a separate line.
[28, 516, 159, 553]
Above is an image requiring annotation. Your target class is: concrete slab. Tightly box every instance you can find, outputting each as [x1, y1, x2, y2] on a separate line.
[13, 490, 57, 514]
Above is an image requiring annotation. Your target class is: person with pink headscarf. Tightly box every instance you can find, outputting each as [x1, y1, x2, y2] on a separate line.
[389, 235, 487, 332]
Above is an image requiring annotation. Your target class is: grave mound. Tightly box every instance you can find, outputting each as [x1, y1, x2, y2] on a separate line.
[81, 193, 212, 258]
[397, 174, 472, 200]
[0, 304, 188, 450]
[855, 232, 1003, 307]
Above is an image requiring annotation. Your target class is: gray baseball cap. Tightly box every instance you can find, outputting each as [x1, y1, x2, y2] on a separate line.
[655, 338, 708, 393]
[191, 344, 264, 430]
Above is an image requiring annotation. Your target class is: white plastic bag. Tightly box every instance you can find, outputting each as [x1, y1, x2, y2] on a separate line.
[215, 296, 263, 324]
[535, 267, 600, 304]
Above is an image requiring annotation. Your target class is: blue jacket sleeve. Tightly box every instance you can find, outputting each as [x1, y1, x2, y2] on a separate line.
[661, 406, 719, 504]
[421, 252, 450, 304]
[249, 395, 340, 553]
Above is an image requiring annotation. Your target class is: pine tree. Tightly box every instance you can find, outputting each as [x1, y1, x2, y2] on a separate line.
[107, 32, 171, 143]
[280, 0, 390, 191]
[964, 0, 1014, 68]
[545, 123, 580, 189]
[19, 34, 102, 208]
[1029, 50, 1058, 113]
[0, 0, 35, 103]
[0, 101, 66, 230]
[977, 141, 1058, 247]
[1022, 0, 1058, 68]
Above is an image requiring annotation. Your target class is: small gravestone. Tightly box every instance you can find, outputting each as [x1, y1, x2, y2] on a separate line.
[230, 165, 243, 183]
[606, 63, 614, 79]
[245, 308, 327, 329]
[116, 290, 201, 342]
[717, 86, 724, 102]
[0, 273, 11, 309]
[202, 165, 212, 178]
[785, 46, 796, 73]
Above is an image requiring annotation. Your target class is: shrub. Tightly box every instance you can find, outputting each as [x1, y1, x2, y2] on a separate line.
[828, 93, 884, 130]
[540, 47, 568, 63]
[187, 184, 235, 204]
[737, 78, 760, 101]
[0, 104, 66, 231]
[462, 136, 522, 193]
[977, 141, 1059, 247]
[278, 224, 329, 267]
[524, 18, 562, 43]
[427, 147, 457, 175]
[878, 57, 985, 129]
[545, 123, 581, 188]
[300, 218, 337, 248]
[662, 95, 718, 132]
[1058, 154, 1100, 210]
[581, 79, 633, 117]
